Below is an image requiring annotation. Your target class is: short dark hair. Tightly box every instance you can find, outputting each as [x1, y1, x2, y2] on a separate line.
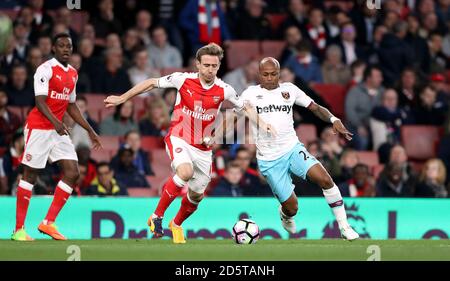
[226, 161, 243, 171]
[363, 65, 381, 81]
[52, 33, 71, 45]
[353, 163, 369, 174]
[295, 40, 312, 52]
[96, 161, 111, 172]
[196, 43, 224, 62]
[124, 129, 140, 139]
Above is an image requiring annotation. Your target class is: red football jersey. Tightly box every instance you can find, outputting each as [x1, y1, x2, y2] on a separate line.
[26, 58, 78, 130]
[157, 72, 244, 151]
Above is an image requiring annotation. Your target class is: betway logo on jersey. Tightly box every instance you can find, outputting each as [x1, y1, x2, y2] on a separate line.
[50, 87, 71, 101]
[182, 105, 215, 121]
[256, 105, 292, 114]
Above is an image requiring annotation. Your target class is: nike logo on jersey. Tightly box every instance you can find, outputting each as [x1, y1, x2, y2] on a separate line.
[256, 105, 292, 114]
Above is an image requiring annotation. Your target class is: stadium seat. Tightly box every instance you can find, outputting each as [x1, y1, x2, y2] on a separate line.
[70, 11, 89, 34]
[0, 9, 18, 20]
[0, 147, 6, 157]
[226, 40, 260, 70]
[98, 106, 115, 122]
[90, 149, 112, 163]
[98, 136, 120, 151]
[145, 176, 167, 194]
[141, 136, 165, 151]
[261, 40, 286, 60]
[266, 14, 287, 32]
[296, 124, 317, 145]
[83, 94, 107, 111]
[160, 68, 188, 76]
[86, 108, 100, 123]
[8, 106, 24, 122]
[127, 187, 158, 197]
[372, 164, 385, 180]
[149, 149, 172, 191]
[311, 84, 348, 120]
[355, 151, 379, 167]
[401, 126, 441, 161]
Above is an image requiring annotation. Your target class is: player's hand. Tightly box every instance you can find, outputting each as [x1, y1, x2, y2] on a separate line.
[89, 131, 102, 150]
[104, 95, 126, 108]
[202, 136, 215, 148]
[54, 121, 70, 136]
[264, 123, 278, 137]
[332, 119, 353, 141]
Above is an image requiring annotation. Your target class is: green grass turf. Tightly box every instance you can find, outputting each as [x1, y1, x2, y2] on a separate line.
[0, 239, 449, 261]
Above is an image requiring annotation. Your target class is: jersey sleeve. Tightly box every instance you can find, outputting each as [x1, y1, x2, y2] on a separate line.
[157, 72, 186, 89]
[292, 84, 314, 108]
[69, 74, 78, 103]
[224, 84, 245, 110]
[33, 63, 52, 96]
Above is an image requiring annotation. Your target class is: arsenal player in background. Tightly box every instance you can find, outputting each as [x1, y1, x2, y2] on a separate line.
[11, 33, 102, 241]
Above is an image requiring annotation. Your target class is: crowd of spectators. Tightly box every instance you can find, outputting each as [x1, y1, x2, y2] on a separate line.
[1, 0, 450, 198]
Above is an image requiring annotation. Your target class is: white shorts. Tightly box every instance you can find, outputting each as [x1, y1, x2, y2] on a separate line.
[21, 126, 78, 169]
[165, 136, 212, 193]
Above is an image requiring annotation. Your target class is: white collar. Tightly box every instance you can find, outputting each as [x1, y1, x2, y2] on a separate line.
[51, 58, 70, 72]
[199, 74, 216, 89]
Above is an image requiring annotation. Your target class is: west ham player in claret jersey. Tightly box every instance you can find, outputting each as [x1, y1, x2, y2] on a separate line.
[105, 43, 272, 243]
[11, 33, 102, 241]
[240, 57, 359, 240]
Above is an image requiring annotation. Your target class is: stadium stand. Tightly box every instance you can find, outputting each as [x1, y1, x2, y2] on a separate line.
[401, 126, 441, 161]
[296, 124, 317, 145]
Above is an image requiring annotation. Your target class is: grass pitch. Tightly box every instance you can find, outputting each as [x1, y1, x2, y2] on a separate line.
[0, 239, 449, 261]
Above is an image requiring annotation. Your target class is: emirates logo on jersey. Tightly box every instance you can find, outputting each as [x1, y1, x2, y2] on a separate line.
[50, 87, 71, 101]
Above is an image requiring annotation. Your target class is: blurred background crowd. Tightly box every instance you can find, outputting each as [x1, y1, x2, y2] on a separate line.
[0, 0, 450, 198]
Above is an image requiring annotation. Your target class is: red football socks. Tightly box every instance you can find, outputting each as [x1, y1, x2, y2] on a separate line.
[154, 177, 183, 217]
[173, 194, 198, 226]
[44, 181, 72, 224]
[15, 180, 34, 231]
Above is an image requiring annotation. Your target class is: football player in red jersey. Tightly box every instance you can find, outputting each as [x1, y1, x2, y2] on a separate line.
[105, 43, 274, 243]
[11, 33, 102, 241]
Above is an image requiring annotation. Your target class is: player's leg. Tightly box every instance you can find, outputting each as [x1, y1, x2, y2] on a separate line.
[169, 150, 212, 243]
[288, 143, 358, 240]
[12, 127, 51, 241]
[149, 162, 193, 237]
[12, 165, 39, 241]
[305, 163, 359, 241]
[149, 136, 193, 237]
[38, 159, 79, 240]
[38, 133, 79, 240]
[279, 192, 299, 234]
[258, 153, 298, 234]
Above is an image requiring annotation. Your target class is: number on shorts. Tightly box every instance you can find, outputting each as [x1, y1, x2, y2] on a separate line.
[299, 151, 309, 161]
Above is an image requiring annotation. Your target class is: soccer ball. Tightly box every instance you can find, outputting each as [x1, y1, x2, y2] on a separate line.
[232, 219, 260, 244]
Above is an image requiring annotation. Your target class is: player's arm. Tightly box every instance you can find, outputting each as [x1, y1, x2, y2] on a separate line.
[223, 87, 277, 137]
[308, 102, 353, 141]
[104, 78, 159, 107]
[35, 96, 69, 136]
[241, 102, 277, 136]
[66, 103, 102, 149]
